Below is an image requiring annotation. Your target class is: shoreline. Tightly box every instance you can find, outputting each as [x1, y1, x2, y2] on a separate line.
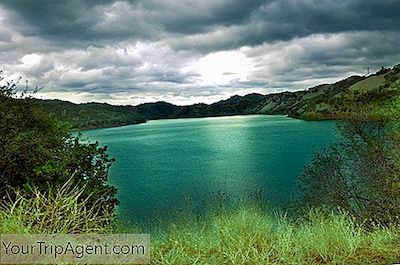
[71, 113, 295, 132]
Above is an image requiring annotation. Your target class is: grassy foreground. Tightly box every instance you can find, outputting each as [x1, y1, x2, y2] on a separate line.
[1, 186, 399, 265]
[150, 208, 400, 265]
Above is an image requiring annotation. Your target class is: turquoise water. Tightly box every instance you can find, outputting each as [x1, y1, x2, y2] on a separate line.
[79, 115, 336, 224]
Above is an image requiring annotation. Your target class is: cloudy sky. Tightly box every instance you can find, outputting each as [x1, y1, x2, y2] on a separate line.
[1, 0, 399, 105]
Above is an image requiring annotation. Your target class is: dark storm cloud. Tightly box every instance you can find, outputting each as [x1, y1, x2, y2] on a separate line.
[0, 0, 160, 44]
[0, 0, 399, 105]
[168, 0, 400, 52]
[0, 0, 265, 45]
[257, 0, 400, 38]
[2, 0, 400, 51]
[151, 0, 266, 34]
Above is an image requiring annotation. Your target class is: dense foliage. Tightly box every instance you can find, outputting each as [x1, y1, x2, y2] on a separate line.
[300, 120, 400, 225]
[0, 73, 118, 215]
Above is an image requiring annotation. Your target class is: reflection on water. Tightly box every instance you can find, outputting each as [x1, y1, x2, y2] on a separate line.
[79, 115, 336, 225]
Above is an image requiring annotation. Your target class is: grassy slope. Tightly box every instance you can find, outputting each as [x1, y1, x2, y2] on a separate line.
[2, 197, 399, 264]
[277, 68, 400, 120]
[349, 74, 386, 92]
[1, 181, 399, 264]
[150, 207, 400, 265]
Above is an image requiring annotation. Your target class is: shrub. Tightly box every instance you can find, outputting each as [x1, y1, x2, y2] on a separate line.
[300, 117, 400, 225]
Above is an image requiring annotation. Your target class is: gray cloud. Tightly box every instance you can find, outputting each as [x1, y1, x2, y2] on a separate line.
[2, 0, 399, 50]
[167, 0, 400, 53]
[0, 0, 399, 105]
[0, 0, 264, 43]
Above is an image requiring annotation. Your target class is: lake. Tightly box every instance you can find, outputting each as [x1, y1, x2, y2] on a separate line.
[79, 115, 336, 225]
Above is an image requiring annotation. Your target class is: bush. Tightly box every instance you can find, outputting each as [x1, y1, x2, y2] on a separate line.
[300, 117, 400, 225]
[0, 72, 117, 215]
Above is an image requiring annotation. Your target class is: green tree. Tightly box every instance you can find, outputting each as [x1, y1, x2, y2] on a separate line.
[0, 72, 117, 215]
[300, 117, 400, 225]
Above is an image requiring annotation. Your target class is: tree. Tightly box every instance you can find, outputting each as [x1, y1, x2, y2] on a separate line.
[300, 117, 400, 225]
[0, 72, 118, 216]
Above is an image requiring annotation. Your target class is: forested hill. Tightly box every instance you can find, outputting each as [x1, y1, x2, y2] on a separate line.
[36, 64, 400, 130]
[34, 100, 146, 130]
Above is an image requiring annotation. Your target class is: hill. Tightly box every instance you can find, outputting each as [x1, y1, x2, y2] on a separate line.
[284, 66, 399, 120]
[35, 64, 400, 130]
[34, 99, 146, 130]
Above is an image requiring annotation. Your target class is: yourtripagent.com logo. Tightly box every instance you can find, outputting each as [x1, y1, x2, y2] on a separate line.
[0, 234, 150, 264]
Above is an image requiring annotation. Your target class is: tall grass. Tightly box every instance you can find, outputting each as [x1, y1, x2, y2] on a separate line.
[151, 207, 400, 265]
[0, 178, 114, 234]
[1, 184, 399, 264]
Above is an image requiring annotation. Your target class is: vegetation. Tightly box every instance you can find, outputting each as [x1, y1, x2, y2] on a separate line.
[35, 99, 146, 130]
[0, 72, 118, 216]
[2, 197, 399, 264]
[0, 178, 114, 234]
[300, 119, 400, 225]
[299, 70, 400, 225]
[282, 66, 400, 120]
[1, 65, 399, 264]
[150, 207, 399, 265]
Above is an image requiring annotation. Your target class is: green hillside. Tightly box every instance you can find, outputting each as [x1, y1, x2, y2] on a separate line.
[35, 99, 146, 130]
[35, 64, 400, 130]
[256, 65, 399, 120]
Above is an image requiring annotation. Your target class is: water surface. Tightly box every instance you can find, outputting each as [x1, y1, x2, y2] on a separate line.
[79, 115, 336, 224]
